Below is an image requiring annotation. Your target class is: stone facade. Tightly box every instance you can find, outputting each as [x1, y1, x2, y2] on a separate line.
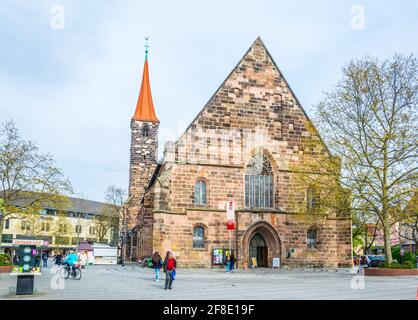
[128, 120, 159, 228]
[128, 37, 352, 268]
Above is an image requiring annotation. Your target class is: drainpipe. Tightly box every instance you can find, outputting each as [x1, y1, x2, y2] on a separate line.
[235, 209, 239, 269]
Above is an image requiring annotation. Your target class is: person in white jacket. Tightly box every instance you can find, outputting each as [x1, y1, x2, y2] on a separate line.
[79, 251, 88, 269]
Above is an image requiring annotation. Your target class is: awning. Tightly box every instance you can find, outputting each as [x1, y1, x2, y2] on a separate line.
[77, 241, 93, 251]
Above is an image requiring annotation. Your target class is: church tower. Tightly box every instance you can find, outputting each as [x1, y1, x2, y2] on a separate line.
[128, 40, 159, 228]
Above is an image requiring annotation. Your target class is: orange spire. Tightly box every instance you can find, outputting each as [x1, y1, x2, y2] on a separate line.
[132, 42, 159, 123]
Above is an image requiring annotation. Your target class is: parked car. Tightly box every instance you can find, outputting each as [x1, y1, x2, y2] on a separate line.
[366, 255, 385, 267]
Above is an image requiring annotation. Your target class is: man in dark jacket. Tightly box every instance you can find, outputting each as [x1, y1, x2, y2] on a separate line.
[163, 251, 176, 290]
[12, 254, 19, 265]
[42, 251, 49, 268]
[53, 252, 63, 266]
[230, 253, 235, 273]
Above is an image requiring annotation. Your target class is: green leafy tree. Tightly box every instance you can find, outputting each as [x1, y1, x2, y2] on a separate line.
[399, 192, 418, 253]
[313, 54, 418, 264]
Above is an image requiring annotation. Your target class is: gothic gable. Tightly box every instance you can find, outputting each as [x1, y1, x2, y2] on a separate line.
[186, 37, 315, 138]
[165, 37, 327, 168]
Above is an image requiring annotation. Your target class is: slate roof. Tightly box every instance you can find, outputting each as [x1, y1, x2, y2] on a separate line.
[7, 193, 118, 217]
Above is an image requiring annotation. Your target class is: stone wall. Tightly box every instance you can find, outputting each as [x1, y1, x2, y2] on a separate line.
[151, 209, 351, 268]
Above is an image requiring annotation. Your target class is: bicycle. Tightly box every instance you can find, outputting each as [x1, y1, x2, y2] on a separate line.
[136, 256, 153, 268]
[60, 262, 82, 280]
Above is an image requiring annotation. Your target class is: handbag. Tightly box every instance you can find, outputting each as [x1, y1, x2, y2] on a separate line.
[172, 269, 176, 281]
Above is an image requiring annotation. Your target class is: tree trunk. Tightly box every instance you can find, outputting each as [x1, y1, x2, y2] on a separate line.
[364, 228, 368, 255]
[0, 218, 4, 254]
[383, 221, 393, 264]
[76, 227, 81, 245]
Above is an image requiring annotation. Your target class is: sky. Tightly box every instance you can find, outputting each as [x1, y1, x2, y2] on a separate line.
[0, 0, 417, 202]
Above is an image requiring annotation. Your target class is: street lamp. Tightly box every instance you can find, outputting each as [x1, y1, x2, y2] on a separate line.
[119, 197, 131, 268]
[118, 206, 125, 267]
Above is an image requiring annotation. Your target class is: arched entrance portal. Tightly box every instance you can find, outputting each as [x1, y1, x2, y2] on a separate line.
[249, 233, 268, 267]
[243, 221, 281, 268]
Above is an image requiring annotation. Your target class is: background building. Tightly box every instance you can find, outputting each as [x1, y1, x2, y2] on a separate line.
[399, 193, 418, 254]
[1, 196, 118, 255]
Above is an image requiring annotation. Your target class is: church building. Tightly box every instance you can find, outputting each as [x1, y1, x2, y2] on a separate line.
[126, 37, 352, 268]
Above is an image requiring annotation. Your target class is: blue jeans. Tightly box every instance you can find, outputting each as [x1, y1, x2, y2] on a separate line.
[165, 270, 174, 288]
[226, 262, 231, 272]
[154, 267, 160, 280]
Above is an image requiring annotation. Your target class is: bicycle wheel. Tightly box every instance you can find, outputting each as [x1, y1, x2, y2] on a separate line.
[60, 267, 70, 279]
[73, 268, 82, 280]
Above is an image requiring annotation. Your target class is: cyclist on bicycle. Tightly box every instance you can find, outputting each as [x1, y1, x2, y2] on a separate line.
[63, 250, 78, 274]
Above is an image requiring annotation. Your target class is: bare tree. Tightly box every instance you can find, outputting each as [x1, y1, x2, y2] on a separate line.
[93, 205, 117, 243]
[92, 186, 125, 244]
[0, 120, 72, 246]
[313, 54, 418, 264]
[104, 185, 126, 244]
[352, 210, 380, 254]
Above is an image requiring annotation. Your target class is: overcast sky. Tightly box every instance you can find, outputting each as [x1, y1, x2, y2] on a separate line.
[1, 1, 417, 202]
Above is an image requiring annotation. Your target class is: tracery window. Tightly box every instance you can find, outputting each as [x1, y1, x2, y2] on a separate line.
[245, 153, 273, 208]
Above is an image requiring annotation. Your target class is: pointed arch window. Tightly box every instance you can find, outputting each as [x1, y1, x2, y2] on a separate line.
[245, 153, 273, 208]
[307, 228, 317, 249]
[193, 226, 205, 248]
[307, 186, 320, 211]
[194, 180, 207, 205]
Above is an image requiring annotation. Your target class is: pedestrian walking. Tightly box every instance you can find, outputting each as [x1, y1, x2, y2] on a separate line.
[358, 255, 366, 274]
[163, 251, 176, 290]
[35, 254, 40, 268]
[42, 251, 49, 268]
[79, 251, 87, 269]
[152, 251, 163, 282]
[230, 252, 235, 273]
[12, 254, 19, 266]
[224, 252, 231, 273]
[53, 252, 63, 266]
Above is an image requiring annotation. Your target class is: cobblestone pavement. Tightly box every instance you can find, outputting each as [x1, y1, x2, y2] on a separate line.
[0, 263, 416, 300]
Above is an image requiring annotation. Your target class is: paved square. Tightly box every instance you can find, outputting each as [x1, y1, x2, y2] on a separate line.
[0, 264, 416, 300]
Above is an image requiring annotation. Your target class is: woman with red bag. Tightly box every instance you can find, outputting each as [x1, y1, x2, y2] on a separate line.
[163, 251, 176, 290]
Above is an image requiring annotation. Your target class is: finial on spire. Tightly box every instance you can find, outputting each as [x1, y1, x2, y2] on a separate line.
[132, 36, 159, 123]
[144, 36, 150, 61]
